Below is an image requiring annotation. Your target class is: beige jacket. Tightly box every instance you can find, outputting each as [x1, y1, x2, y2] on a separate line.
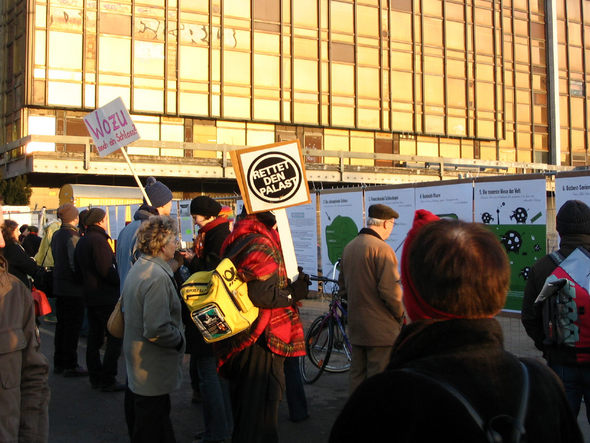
[0, 273, 50, 443]
[339, 229, 404, 347]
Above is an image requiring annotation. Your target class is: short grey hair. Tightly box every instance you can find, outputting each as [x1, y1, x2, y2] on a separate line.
[366, 217, 383, 226]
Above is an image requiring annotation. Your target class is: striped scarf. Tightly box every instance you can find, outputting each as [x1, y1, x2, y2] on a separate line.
[216, 215, 305, 368]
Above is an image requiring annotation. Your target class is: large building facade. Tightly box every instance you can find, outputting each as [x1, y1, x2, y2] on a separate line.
[0, 0, 586, 203]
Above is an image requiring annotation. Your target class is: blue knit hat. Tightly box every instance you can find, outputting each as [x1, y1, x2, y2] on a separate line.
[145, 177, 172, 208]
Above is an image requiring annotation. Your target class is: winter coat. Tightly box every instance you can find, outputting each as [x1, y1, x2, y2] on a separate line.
[122, 255, 185, 396]
[182, 219, 230, 356]
[330, 318, 582, 443]
[0, 272, 49, 443]
[50, 223, 82, 297]
[338, 228, 404, 346]
[34, 220, 61, 267]
[522, 233, 590, 366]
[22, 234, 41, 258]
[1, 242, 40, 289]
[74, 225, 120, 307]
[115, 205, 157, 291]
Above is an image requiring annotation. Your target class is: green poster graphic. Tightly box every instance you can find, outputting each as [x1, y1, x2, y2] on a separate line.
[486, 224, 546, 311]
[325, 215, 358, 265]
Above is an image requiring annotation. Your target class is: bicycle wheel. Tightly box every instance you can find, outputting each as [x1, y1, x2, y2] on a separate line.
[300, 315, 333, 384]
[324, 317, 352, 373]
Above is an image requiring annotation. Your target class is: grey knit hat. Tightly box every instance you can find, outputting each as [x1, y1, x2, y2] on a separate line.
[57, 203, 79, 224]
[556, 200, 590, 235]
[145, 177, 173, 208]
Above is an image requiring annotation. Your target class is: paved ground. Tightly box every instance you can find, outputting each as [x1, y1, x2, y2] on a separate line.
[40, 298, 590, 442]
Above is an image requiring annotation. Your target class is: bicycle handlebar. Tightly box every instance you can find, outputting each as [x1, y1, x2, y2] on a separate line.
[310, 275, 338, 284]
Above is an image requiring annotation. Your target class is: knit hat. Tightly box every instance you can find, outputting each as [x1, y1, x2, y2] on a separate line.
[85, 208, 106, 226]
[190, 196, 222, 217]
[57, 203, 79, 224]
[28, 226, 39, 234]
[556, 200, 590, 235]
[145, 176, 173, 208]
[256, 211, 277, 229]
[368, 204, 399, 220]
[219, 205, 234, 220]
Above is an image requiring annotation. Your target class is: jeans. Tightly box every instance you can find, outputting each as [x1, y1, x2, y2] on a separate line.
[197, 356, 233, 441]
[86, 304, 123, 387]
[550, 363, 590, 424]
[54, 296, 85, 369]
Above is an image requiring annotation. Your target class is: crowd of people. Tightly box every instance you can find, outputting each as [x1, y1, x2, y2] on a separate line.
[0, 176, 588, 442]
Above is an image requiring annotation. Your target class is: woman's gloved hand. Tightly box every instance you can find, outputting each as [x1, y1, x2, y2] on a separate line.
[290, 266, 311, 302]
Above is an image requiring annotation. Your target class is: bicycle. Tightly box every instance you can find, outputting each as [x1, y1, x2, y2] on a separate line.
[299, 273, 352, 384]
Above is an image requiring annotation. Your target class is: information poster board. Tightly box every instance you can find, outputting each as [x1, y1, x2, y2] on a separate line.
[286, 194, 318, 290]
[365, 186, 415, 257]
[474, 176, 547, 311]
[178, 200, 195, 243]
[414, 181, 473, 221]
[319, 190, 363, 277]
[555, 172, 590, 215]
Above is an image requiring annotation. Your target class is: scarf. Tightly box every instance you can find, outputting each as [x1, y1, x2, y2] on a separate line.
[194, 216, 228, 258]
[216, 215, 305, 368]
[401, 210, 462, 322]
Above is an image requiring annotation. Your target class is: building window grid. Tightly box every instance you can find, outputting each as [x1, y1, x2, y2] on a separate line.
[16, 0, 590, 165]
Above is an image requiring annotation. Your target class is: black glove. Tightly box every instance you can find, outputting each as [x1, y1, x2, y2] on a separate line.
[289, 267, 311, 302]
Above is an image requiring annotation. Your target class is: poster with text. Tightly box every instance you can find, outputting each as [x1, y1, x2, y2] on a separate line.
[178, 200, 194, 244]
[365, 186, 415, 256]
[474, 177, 546, 311]
[319, 190, 364, 278]
[555, 173, 590, 215]
[414, 181, 473, 221]
[286, 194, 318, 290]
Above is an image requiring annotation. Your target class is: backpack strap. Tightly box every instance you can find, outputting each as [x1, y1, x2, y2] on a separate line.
[549, 250, 565, 266]
[223, 234, 260, 263]
[397, 360, 529, 443]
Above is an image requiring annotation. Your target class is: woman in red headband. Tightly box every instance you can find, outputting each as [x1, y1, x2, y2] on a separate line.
[330, 211, 582, 443]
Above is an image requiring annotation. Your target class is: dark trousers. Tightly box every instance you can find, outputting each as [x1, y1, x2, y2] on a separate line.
[225, 341, 285, 443]
[284, 356, 308, 421]
[124, 388, 176, 443]
[86, 304, 123, 387]
[550, 363, 590, 424]
[54, 296, 85, 369]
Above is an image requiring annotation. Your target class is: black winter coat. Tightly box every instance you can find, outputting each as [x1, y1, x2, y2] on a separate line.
[51, 223, 82, 297]
[74, 225, 120, 307]
[182, 220, 231, 356]
[522, 233, 590, 366]
[330, 318, 582, 443]
[1, 242, 40, 289]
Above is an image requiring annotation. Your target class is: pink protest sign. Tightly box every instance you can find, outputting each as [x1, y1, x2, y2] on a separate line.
[83, 97, 140, 157]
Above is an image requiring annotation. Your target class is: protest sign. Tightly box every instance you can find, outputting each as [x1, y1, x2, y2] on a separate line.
[230, 140, 310, 213]
[83, 97, 139, 157]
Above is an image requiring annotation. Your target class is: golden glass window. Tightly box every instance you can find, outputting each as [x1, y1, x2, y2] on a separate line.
[294, 59, 318, 92]
[357, 67, 379, 98]
[357, 5, 378, 38]
[423, 17, 442, 46]
[99, 36, 130, 74]
[293, 0, 318, 27]
[391, 71, 413, 101]
[331, 1, 353, 34]
[254, 54, 279, 88]
[179, 46, 209, 82]
[223, 51, 251, 85]
[424, 75, 443, 105]
[49, 32, 82, 70]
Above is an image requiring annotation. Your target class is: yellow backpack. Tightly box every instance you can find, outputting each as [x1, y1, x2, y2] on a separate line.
[180, 236, 259, 343]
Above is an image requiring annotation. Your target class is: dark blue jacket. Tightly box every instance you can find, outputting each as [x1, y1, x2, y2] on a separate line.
[51, 223, 82, 297]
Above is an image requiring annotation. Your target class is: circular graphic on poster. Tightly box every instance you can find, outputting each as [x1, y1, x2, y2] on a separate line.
[247, 152, 303, 204]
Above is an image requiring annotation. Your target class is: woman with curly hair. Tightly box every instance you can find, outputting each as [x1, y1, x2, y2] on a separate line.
[1, 219, 40, 288]
[121, 215, 185, 442]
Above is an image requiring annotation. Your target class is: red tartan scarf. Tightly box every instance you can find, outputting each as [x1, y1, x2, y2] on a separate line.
[194, 216, 228, 258]
[401, 209, 462, 322]
[216, 216, 305, 368]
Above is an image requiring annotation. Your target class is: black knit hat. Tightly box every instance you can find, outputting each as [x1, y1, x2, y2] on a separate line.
[145, 176, 173, 208]
[368, 204, 399, 220]
[556, 200, 590, 235]
[190, 196, 222, 217]
[85, 208, 106, 226]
